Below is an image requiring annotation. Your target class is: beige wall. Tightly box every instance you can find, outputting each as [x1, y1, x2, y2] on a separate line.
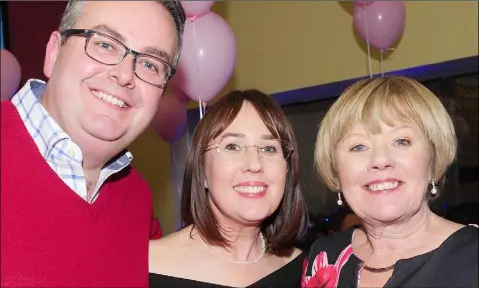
[129, 1, 478, 234]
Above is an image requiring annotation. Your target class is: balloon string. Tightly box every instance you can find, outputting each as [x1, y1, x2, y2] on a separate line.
[363, 7, 373, 79]
[190, 17, 203, 120]
[380, 48, 395, 77]
[380, 49, 384, 77]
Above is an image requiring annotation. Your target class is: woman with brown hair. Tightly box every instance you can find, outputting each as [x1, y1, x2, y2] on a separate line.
[149, 89, 308, 287]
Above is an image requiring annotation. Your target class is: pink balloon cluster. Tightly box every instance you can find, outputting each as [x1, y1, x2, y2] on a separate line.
[152, 2, 237, 142]
[172, 1, 236, 103]
[1, 49, 22, 101]
[353, 1, 406, 51]
[181, 1, 214, 17]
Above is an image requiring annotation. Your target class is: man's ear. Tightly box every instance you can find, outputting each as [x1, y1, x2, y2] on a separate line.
[43, 31, 62, 79]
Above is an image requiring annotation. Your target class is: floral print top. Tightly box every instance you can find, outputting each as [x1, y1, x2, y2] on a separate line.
[301, 225, 478, 288]
[301, 245, 354, 288]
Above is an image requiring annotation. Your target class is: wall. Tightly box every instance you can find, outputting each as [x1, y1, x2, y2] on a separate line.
[8, 1, 478, 234]
[8, 2, 67, 83]
[225, 1, 478, 94]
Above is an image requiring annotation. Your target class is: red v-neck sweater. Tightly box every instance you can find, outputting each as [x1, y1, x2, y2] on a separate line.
[1, 101, 161, 287]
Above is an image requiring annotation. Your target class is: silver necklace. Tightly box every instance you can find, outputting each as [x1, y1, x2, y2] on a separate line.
[198, 232, 266, 265]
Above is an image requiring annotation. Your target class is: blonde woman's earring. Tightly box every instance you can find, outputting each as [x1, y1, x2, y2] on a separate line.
[430, 180, 438, 195]
[337, 192, 343, 206]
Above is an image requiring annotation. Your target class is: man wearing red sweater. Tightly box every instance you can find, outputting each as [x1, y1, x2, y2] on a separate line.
[1, 1, 185, 287]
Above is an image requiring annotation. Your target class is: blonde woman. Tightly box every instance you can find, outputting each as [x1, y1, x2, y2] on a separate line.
[302, 76, 478, 288]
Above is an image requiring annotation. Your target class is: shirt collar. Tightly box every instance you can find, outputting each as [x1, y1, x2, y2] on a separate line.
[12, 79, 133, 169]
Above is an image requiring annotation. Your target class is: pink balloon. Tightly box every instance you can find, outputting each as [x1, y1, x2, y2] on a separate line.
[151, 87, 188, 143]
[0, 49, 22, 101]
[354, 0, 373, 7]
[172, 12, 236, 102]
[354, 1, 406, 50]
[181, 1, 214, 17]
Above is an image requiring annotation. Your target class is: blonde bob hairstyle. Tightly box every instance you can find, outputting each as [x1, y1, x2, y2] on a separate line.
[314, 76, 457, 192]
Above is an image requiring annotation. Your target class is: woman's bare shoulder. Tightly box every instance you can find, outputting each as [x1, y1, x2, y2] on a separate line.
[282, 247, 304, 266]
[289, 247, 303, 260]
[149, 226, 194, 273]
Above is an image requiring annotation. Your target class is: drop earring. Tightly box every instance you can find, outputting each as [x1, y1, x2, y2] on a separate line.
[337, 192, 343, 206]
[430, 180, 437, 195]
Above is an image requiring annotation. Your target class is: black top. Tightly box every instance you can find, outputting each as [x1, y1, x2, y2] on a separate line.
[149, 252, 305, 288]
[302, 225, 479, 287]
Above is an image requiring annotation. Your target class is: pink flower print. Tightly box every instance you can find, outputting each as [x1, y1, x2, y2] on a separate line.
[301, 245, 354, 288]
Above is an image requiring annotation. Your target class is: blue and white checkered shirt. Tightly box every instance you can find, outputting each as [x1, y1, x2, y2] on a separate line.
[11, 79, 133, 203]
